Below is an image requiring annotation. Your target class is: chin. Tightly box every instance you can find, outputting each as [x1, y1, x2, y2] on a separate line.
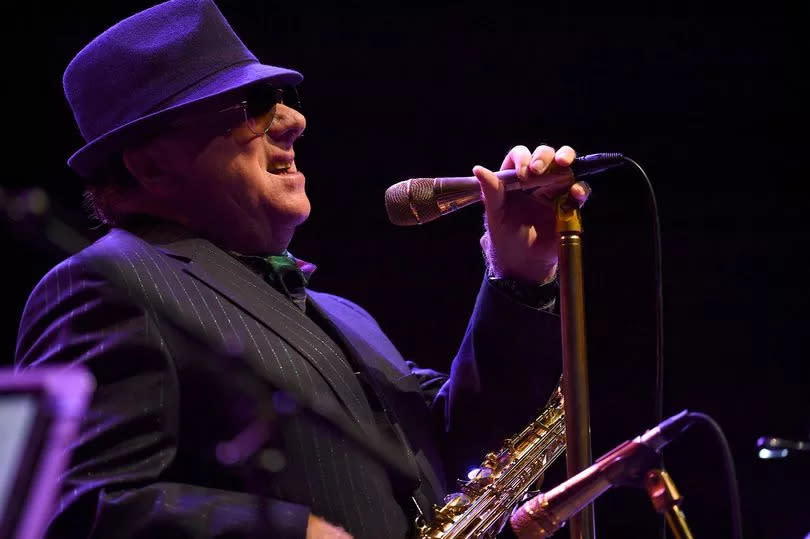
[289, 196, 311, 225]
[273, 197, 311, 231]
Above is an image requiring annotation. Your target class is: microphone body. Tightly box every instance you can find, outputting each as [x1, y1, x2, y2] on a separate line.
[384, 153, 624, 226]
[510, 410, 694, 538]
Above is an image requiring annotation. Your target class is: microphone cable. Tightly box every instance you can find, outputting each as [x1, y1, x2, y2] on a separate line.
[685, 412, 744, 539]
[622, 157, 665, 431]
[575, 158, 744, 537]
[613, 156, 666, 539]
[617, 160, 742, 538]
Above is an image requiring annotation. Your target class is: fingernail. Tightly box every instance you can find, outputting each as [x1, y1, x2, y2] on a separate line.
[580, 181, 592, 195]
[572, 181, 591, 199]
[531, 160, 545, 174]
[473, 165, 490, 177]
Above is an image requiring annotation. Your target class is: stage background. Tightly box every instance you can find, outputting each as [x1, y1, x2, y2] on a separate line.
[1, 3, 805, 537]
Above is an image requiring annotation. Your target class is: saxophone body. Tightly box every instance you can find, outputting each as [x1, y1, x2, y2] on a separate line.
[416, 385, 566, 539]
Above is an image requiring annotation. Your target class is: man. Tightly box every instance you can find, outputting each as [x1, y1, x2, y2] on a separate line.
[15, 0, 588, 537]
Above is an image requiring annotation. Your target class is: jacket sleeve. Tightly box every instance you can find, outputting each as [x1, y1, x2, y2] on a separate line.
[15, 256, 310, 539]
[410, 277, 563, 481]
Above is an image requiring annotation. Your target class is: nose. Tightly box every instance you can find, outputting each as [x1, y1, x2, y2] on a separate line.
[266, 103, 306, 149]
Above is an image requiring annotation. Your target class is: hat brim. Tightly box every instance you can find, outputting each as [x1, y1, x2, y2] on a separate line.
[67, 62, 303, 179]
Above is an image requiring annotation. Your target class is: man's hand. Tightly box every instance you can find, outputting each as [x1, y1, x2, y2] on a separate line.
[474, 144, 591, 283]
[306, 514, 353, 538]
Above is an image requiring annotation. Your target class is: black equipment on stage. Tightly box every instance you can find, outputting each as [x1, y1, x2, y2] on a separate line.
[0, 367, 94, 539]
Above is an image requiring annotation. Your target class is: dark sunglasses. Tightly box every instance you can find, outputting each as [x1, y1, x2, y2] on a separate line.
[233, 85, 302, 137]
[171, 84, 302, 137]
[244, 84, 302, 117]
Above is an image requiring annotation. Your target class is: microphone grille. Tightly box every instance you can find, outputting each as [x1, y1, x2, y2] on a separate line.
[384, 179, 440, 226]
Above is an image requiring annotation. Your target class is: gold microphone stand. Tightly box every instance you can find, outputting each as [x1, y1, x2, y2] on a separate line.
[644, 469, 695, 539]
[555, 195, 595, 539]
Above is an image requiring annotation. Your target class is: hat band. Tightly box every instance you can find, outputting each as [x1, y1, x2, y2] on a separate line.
[144, 58, 258, 115]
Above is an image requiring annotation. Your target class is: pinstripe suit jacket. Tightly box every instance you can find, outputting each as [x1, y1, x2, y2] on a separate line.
[15, 222, 563, 539]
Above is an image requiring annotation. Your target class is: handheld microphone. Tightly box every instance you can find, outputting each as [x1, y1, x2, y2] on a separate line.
[510, 410, 695, 538]
[384, 152, 625, 226]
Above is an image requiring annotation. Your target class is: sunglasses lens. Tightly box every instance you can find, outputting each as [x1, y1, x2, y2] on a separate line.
[247, 86, 300, 115]
[244, 86, 301, 134]
[282, 86, 301, 110]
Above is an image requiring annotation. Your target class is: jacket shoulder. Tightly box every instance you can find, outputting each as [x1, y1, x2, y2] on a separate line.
[15, 229, 173, 366]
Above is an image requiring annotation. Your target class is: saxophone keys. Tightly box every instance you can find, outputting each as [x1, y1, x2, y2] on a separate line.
[466, 467, 493, 481]
[442, 492, 471, 508]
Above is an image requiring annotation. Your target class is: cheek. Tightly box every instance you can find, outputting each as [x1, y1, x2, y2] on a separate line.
[197, 149, 263, 199]
[230, 162, 304, 217]
[264, 175, 311, 221]
[185, 140, 309, 218]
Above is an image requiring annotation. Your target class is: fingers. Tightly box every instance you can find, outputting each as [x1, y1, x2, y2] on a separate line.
[502, 144, 577, 180]
[530, 145, 556, 175]
[528, 144, 576, 177]
[483, 144, 586, 212]
[501, 145, 532, 179]
[567, 180, 591, 208]
[555, 145, 576, 166]
[473, 165, 506, 215]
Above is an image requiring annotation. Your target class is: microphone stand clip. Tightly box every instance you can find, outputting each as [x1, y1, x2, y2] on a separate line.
[644, 469, 695, 539]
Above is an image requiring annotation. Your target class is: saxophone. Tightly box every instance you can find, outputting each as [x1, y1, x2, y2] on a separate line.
[416, 383, 566, 538]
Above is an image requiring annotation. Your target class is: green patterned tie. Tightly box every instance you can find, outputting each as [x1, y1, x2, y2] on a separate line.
[262, 253, 309, 311]
[231, 250, 314, 311]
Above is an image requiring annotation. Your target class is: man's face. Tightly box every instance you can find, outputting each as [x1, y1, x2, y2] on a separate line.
[143, 95, 309, 254]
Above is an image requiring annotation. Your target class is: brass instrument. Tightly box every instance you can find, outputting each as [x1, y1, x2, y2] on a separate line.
[416, 384, 566, 538]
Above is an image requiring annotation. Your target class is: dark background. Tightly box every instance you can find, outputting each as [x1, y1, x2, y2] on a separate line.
[1, 2, 806, 538]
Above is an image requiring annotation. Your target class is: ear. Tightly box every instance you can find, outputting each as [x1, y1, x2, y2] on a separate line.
[121, 142, 174, 195]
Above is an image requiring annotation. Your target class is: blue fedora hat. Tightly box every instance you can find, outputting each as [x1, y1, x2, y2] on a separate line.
[64, 0, 303, 179]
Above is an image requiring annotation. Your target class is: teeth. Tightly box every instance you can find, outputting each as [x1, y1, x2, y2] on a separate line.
[269, 163, 291, 173]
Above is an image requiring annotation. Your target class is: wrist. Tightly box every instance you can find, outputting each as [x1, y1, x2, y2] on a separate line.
[486, 270, 559, 311]
[480, 233, 558, 284]
[486, 262, 558, 286]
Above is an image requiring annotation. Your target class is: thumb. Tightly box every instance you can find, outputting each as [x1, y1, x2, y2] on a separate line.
[473, 165, 506, 216]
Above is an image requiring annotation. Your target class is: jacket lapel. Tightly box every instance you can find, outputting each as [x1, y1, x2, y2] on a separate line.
[157, 237, 377, 430]
[109, 225, 417, 482]
[307, 292, 413, 386]
[308, 291, 448, 502]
